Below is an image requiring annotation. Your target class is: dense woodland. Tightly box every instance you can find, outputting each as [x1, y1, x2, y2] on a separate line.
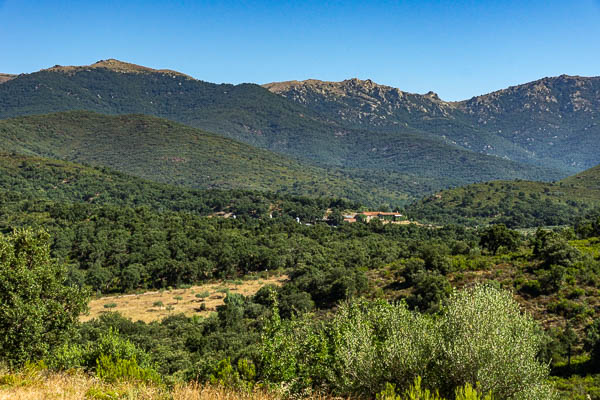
[2, 167, 600, 398]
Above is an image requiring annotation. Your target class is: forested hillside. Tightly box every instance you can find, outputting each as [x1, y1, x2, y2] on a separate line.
[405, 164, 600, 227]
[0, 60, 565, 190]
[0, 112, 416, 207]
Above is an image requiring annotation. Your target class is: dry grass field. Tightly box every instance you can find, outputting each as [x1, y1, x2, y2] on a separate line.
[0, 365, 340, 400]
[82, 275, 287, 323]
[0, 369, 280, 400]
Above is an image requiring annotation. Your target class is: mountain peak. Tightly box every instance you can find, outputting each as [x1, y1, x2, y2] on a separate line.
[0, 73, 16, 84]
[263, 78, 401, 96]
[43, 59, 193, 79]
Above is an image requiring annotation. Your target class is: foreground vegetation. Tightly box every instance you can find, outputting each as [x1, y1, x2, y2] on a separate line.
[2, 207, 600, 398]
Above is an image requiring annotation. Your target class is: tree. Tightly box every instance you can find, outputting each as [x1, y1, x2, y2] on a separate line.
[479, 224, 521, 254]
[439, 285, 556, 399]
[0, 229, 90, 366]
[406, 272, 452, 314]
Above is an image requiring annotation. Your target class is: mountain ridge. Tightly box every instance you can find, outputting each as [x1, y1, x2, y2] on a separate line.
[0, 60, 562, 190]
[42, 58, 194, 79]
[0, 73, 16, 84]
[265, 74, 600, 172]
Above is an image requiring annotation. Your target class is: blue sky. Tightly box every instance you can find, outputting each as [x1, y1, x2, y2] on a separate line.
[1, 0, 599, 100]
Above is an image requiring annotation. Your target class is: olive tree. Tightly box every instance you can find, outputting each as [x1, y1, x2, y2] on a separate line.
[437, 285, 557, 399]
[0, 229, 90, 366]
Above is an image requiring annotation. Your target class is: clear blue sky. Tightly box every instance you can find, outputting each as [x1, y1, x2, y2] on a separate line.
[1, 0, 599, 100]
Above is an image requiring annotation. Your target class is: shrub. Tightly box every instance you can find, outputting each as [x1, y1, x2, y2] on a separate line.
[96, 354, 161, 384]
[479, 224, 521, 255]
[47, 327, 150, 372]
[0, 229, 89, 366]
[260, 286, 557, 399]
[406, 272, 452, 313]
[438, 285, 557, 399]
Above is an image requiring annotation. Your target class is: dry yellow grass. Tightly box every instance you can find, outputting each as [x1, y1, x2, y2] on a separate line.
[0, 368, 335, 400]
[82, 275, 286, 323]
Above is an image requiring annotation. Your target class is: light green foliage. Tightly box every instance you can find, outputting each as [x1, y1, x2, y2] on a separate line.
[376, 378, 493, 400]
[96, 354, 161, 384]
[438, 285, 557, 399]
[377, 378, 442, 400]
[260, 286, 556, 399]
[0, 229, 89, 366]
[207, 358, 255, 390]
[454, 382, 494, 400]
[47, 327, 150, 372]
[329, 299, 438, 395]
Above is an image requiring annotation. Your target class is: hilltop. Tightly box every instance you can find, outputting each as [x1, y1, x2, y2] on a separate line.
[405, 163, 600, 227]
[0, 73, 16, 84]
[42, 58, 193, 79]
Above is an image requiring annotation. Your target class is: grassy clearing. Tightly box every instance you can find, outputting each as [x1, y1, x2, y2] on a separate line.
[82, 275, 286, 323]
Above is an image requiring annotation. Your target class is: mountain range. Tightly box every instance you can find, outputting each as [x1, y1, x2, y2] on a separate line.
[1, 59, 599, 206]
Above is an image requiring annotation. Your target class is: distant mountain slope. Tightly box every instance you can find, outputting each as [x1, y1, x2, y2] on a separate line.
[265, 76, 600, 173]
[0, 60, 564, 188]
[457, 75, 600, 170]
[405, 164, 600, 228]
[0, 111, 415, 206]
[263, 78, 534, 164]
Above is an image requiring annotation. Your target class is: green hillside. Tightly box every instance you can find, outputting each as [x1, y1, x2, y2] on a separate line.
[0, 60, 564, 187]
[0, 153, 363, 219]
[405, 166, 600, 227]
[0, 111, 416, 207]
[561, 164, 600, 190]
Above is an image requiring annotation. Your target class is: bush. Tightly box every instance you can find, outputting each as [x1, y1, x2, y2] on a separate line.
[47, 327, 151, 372]
[376, 378, 494, 400]
[479, 224, 521, 255]
[96, 354, 161, 384]
[260, 286, 557, 399]
[0, 229, 89, 366]
[406, 272, 452, 313]
[438, 285, 557, 399]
